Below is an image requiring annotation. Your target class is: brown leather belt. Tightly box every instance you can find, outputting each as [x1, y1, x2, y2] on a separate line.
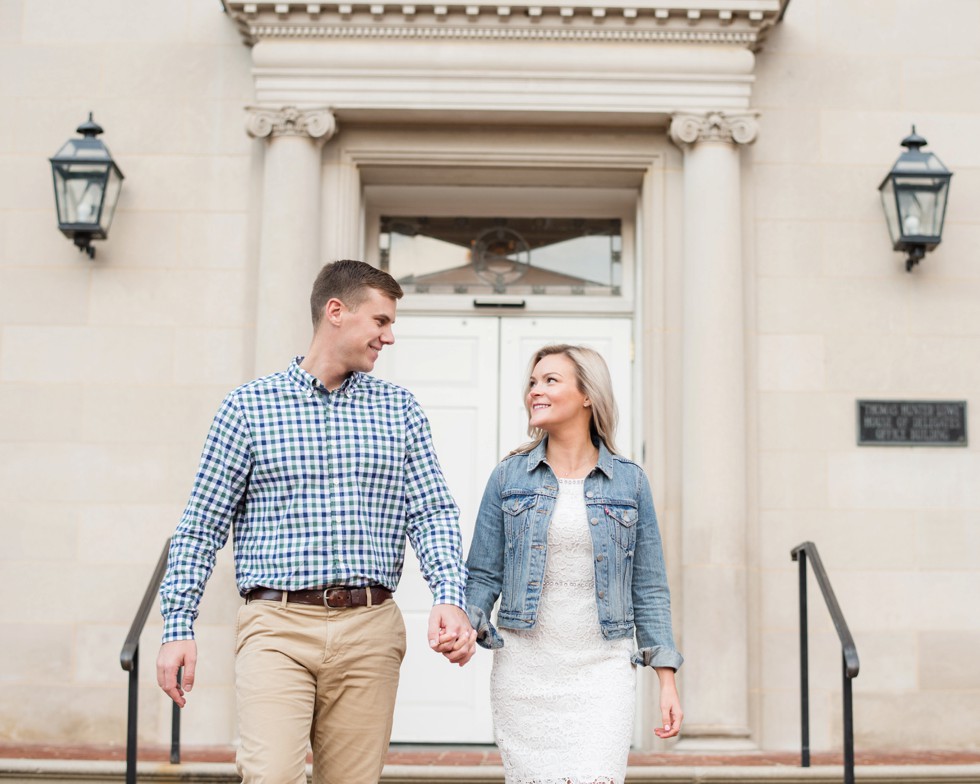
[246, 586, 393, 608]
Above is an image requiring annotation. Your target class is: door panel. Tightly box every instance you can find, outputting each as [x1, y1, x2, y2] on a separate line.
[372, 317, 498, 743]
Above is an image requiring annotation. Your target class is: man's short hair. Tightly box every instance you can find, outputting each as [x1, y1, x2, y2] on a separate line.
[310, 260, 404, 328]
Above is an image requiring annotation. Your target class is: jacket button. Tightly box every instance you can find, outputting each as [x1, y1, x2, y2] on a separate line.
[590, 517, 599, 525]
[598, 591, 604, 599]
[586, 491, 594, 498]
[596, 554, 604, 562]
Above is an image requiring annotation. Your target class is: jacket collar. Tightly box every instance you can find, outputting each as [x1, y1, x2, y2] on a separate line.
[526, 436, 615, 479]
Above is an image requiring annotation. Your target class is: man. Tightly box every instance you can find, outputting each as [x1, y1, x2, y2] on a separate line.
[157, 259, 476, 784]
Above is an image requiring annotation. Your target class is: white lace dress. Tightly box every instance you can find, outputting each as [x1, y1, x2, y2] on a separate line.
[490, 478, 636, 784]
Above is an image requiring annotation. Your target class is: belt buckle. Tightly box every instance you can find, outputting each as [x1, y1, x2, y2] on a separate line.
[323, 586, 351, 608]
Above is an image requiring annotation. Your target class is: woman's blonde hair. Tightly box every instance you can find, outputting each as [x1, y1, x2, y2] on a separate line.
[511, 344, 620, 456]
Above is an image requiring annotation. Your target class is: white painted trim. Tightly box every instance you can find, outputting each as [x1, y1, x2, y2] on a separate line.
[246, 39, 756, 120]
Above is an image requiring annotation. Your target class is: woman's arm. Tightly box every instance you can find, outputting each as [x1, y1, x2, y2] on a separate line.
[631, 465, 684, 669]
[464, 463, 507, 648]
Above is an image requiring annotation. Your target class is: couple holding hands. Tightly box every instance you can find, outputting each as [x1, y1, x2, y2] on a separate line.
[157, 260, 682, 784]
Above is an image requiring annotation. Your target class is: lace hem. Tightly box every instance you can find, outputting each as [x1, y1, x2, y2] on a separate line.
[507, 778, 618, 784]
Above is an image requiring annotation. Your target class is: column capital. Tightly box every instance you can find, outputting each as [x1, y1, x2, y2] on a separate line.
[669, 111, 759, 147]
[245, 106, 338, 143]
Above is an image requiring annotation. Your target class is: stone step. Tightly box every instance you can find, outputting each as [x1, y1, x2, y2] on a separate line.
[3, 760, 980, 784]
[3, 748, 980, 784]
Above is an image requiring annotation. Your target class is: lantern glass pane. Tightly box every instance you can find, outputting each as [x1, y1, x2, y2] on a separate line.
[53, 163, 109, 226]
[54, 138, 111, 162]
[890, 150, 950, 176]
[879, 177, 900, 245]
[99, 165, 124, 233]
[894, 176, 949, 240]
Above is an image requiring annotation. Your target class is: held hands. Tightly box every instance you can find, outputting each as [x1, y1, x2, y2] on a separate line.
[653, 667, 683, 739]
[428, 604, 478, 667]
[156, 640, 197, 707]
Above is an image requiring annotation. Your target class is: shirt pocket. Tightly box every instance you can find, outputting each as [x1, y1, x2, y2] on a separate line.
[604, 503, 638, 551]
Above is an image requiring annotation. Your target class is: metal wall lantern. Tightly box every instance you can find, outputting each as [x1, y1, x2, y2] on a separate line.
[49, 113, 124, 259]
[878, 126, 952, 272]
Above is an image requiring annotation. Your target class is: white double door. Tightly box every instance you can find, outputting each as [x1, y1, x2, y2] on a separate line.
[372, 314, 633, 743]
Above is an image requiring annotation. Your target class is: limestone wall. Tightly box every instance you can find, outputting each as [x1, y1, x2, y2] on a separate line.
[748, 0, 980, 752]
[0, 0, 255, 745]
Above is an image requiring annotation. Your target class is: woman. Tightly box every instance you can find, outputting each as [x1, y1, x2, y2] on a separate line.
[465, 344, 683, 784]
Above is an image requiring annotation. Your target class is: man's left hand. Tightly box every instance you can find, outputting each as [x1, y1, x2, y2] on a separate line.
[427, 604, 477, 666]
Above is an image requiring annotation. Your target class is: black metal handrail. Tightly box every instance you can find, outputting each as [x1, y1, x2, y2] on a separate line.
[791, 541, 860, 784]
[120, 537, 181, 784]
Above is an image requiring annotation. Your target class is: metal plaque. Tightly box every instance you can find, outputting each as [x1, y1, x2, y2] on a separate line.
[857, 400, 967, 446]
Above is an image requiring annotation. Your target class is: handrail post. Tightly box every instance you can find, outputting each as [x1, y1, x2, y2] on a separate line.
[126, 645, 138, 784]
[121, 538, 178, 780]
[798, 550, 810, 768]
[792, 542, 860, 783]
[843, 652, 855, 784]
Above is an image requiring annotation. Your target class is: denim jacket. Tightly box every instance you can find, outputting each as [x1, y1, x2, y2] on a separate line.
[464, 439, 683, 670]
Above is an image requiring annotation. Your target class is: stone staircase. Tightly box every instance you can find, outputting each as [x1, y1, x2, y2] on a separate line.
[2, 748, 979, 784]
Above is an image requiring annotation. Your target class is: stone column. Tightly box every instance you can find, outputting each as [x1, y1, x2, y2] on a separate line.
[669, 111, 759, 749]
[246, 106, 337, 376]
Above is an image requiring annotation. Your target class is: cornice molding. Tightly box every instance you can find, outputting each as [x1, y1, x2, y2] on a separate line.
[223, 1, 787, 49]
[245, 105, 338, 140]
[668, 110, 759, 146]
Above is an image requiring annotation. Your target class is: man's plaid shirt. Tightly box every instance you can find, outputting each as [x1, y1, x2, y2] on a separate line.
[160, 358, 466, 642]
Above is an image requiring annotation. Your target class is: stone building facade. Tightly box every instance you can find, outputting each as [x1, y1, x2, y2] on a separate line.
[1, 0, 977, 753]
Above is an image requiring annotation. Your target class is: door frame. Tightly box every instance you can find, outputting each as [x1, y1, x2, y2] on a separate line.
[322, 125, 676, 750]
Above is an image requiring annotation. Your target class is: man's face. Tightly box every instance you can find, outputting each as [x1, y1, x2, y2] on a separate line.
[335, 287, 397, 373]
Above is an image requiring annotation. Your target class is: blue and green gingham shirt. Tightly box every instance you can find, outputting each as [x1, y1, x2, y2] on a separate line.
[160, 358, 466, 643]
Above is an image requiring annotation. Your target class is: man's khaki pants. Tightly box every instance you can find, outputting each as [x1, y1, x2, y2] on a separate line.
[235, 596, 406, 784]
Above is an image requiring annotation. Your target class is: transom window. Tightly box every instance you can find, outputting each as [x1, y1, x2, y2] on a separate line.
[379, 216, 622, 297]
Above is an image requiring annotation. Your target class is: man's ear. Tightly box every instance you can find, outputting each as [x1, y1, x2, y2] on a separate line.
[323, 297, 345, 326]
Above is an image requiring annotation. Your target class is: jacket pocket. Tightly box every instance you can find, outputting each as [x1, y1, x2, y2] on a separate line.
[502, 493, 536, 541]
[604, 503, 638, 551]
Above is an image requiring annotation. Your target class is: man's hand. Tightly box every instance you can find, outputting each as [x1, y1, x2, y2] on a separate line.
[427, 604, 477, 667]
[156, 640, 197, 707]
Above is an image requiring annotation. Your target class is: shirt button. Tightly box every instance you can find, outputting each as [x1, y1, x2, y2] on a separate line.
[590, 518, 599, 525]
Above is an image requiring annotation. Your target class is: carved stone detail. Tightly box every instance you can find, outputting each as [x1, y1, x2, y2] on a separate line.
[245, 106, 338, 141]
[224, 1, 787, 49]
[668, 111, 759, 147]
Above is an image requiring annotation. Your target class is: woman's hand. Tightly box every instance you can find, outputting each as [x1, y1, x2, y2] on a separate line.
[654, 667, 683, 739]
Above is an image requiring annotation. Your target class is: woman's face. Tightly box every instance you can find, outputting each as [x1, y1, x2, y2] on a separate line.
[526, 353, 592, 434]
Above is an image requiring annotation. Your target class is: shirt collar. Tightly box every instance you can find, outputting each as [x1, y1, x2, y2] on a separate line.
[526, 436, 615, 479]
[287, 357, 363, 397]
